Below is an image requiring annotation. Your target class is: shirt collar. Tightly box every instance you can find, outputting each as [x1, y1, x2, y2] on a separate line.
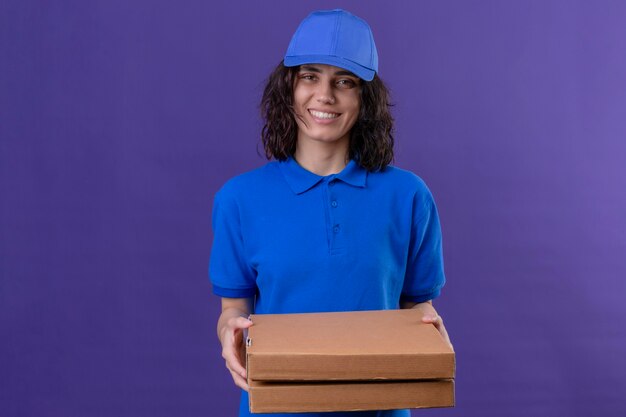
[278, 156, 368, 195]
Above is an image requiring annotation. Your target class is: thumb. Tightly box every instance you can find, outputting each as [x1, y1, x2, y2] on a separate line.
[236, 316, 254, 328]
[422, 314, 438, 322]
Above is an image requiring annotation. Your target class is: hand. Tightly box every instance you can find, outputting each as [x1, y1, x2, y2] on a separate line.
[219, 315, 254, 391]
[411, 302, 453, 350]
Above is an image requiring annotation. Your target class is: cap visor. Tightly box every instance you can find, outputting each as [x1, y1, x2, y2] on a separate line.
[284, 55, 375, 81]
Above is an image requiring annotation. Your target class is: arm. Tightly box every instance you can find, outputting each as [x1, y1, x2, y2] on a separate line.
[400, 299, 453, 350]
[217, 297, 254, 391]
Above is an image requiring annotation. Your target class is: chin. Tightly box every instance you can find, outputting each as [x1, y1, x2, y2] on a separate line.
[311, 136, 344, 144]
[308, 130, 348, 143]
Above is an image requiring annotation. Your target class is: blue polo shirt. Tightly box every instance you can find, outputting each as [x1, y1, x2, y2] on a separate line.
[209, 156, 446, 417]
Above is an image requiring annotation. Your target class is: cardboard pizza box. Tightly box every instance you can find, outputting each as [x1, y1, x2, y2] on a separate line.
[246, 309, 455, 413]
[248, 379, 454, 413]
[246, 309, 455, 381]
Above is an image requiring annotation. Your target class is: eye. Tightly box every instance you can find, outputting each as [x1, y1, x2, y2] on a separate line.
[337, 78, 357, 88]
[299, 74, 317, 81]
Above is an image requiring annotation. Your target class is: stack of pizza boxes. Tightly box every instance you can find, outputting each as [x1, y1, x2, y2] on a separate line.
[246, 309, 455, 413]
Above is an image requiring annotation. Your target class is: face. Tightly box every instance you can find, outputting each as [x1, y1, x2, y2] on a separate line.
[292, 63, 361, 146]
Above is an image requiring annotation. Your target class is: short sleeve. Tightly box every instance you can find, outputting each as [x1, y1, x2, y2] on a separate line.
[208, 187, 257, 298]
[400, 187, 446, 303]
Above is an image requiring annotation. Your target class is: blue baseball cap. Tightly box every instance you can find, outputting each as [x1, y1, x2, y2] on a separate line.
[283, 9, 379, 81]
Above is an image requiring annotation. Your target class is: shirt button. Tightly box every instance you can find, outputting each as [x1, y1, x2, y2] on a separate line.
[331, 200, 338, 208]
[333, 224, 340, 233]
[329, 180, 335, 187]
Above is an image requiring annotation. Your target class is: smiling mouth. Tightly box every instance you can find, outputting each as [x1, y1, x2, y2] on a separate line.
[308, 109, 341, 119]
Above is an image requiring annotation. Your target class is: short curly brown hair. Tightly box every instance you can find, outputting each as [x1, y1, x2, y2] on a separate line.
[259, 61, 395, 172]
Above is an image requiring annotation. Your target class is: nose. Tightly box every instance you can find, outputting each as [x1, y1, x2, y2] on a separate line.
[315, 81, 336, 105]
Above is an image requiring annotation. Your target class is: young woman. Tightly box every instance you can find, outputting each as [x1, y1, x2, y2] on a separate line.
[210, 9, 451, 417]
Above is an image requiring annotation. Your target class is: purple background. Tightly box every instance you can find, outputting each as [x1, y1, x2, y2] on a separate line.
[2, 1, 625, 416]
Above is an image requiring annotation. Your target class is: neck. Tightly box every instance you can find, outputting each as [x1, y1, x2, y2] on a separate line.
[294, 142, 349, 176]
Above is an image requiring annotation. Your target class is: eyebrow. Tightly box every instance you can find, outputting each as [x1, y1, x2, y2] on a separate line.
[299, 65, 357, 78]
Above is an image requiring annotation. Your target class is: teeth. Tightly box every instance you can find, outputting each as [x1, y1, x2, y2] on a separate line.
[310, 110, 339, 119]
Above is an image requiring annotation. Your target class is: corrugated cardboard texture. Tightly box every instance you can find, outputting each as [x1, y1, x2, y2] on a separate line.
[248, 379, 455, 413]
[247, 309, 455, 381]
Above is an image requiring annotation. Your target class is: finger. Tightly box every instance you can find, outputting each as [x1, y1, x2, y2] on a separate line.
[427, 316, 443, 334]
[431, 319, 452, 349]
[224, 350, 247, 378]
[222, 334, 249, 378]
[228, 316, 254, 329]
[229, 366, 250, 392]
[421, 315, 451, 344]
[430, 316, 445, 336]
[438, 322, 451, 345]
[223, 340, 247, 376]
[421, 314, 440, 323]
